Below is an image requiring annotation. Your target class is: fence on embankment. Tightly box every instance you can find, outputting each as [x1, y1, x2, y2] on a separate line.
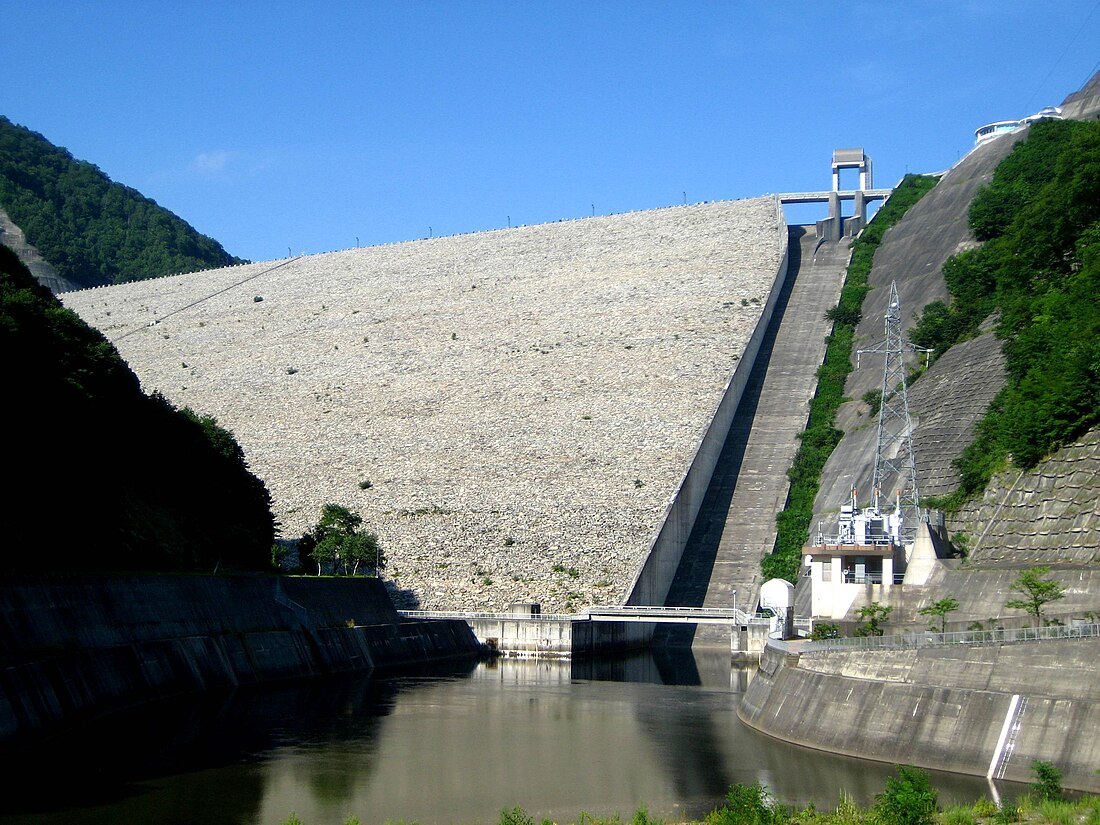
[799, 621, 1100, 653]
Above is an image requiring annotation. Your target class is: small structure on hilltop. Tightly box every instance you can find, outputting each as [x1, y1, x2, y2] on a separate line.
[974, 106, 1063, 146]
[804, 282, 933, 620]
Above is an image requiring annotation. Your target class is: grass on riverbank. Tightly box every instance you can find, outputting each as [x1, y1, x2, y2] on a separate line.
[281, 778, 1100, 825]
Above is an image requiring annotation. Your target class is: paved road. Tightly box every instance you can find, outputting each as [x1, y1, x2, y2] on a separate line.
[660, 225, 851, 647]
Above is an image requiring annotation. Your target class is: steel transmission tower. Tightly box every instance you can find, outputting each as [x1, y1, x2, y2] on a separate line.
[856, 281, 931, 543]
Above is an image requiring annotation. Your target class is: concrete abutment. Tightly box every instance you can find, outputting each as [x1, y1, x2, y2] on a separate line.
[0, 574, 481, 744]
[739, 641, 1100, 793]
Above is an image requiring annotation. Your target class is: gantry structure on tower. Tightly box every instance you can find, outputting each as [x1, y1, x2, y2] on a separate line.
[855, 279, 932, 544]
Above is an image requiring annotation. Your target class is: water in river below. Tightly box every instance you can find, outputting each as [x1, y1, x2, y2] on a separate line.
[0, 649, 1019, 825]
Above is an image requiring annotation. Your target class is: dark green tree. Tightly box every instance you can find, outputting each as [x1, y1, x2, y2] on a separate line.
[1005, 566, 1066, 627]
[854, 602, 892, 637]
[301, 504, 383, 577]
[918, 597, 960, 634]
[0, 115, 245, 288]
[923, 119, 1100, 507]
[0, 242, 275, 572]
[809, 622, 841, 641]
[705, 782, 781, 825]
[1030, 760, 1063, 801]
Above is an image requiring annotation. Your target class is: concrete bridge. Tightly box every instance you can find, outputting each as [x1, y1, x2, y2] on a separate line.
[775, 189, 893, 204]
[398, 605, 797, 658]
[778, 189, 891, 240]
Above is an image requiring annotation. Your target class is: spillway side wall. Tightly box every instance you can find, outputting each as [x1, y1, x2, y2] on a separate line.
[626, 204, 789, 609]
[738, 642, 1100, 793]
[0, 574, 481, 744]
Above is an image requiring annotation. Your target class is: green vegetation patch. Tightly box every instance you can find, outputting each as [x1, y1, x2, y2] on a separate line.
[1, 242, 275, 571]
[910, 119, 1100, 506]
[279, 764, 1100, 825]
[762, 174, 939, 582]
[0, 115, 245, 288]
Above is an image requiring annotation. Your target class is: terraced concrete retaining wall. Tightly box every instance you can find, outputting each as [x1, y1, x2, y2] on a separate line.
[739, 642, 1100, 792]
[0, 575, 480, 744]
[950, 427, 1100, 566]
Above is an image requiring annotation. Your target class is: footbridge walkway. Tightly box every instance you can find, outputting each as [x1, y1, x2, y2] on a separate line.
[400, 605, 762, 625]
[397, 606, 803, 658]
[775, 189, 893, 204]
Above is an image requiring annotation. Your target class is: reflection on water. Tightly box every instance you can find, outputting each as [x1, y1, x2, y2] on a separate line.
[0, 650, 1021, 825]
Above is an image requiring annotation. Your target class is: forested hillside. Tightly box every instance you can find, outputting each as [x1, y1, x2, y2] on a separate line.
[0, 116, 244, 290]
[0, 242, 275, 572]
[910, 118, 1100, 505]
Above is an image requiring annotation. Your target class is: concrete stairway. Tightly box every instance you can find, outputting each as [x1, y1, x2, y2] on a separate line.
[659, 225, 850, 647]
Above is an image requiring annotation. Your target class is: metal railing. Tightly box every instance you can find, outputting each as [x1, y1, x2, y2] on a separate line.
[398, 605, 768, 625]
[814, 534, 896, 547]
[837, 572, 906, 585]
[585, 605, 758, 624]
[398, 609, 578, 622]
[800, 622, 1100, 653]
[775, 189, 893, 204]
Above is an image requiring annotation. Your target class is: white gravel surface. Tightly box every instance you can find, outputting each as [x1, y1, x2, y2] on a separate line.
[64, 199, 784, 610]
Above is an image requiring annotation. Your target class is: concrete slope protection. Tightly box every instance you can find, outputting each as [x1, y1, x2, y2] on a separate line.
[743, 72, 1100, 793]
[815, 133, 1024, 515]
[63, 199, 786, 612]
[812, 71, 1100, 609]
[819, 69, 1100, 524]
[740, 642, 1100, 793]
[0, 574, 480, 744]
[658, 225, 850, 645]
[0, 206, 74, 293]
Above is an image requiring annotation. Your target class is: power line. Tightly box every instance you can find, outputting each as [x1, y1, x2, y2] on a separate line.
[1024, 0, 1100, 112]
[112, 257, 302, 343]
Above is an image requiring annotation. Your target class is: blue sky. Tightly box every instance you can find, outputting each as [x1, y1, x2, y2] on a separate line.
[3, 1, 1098, 262]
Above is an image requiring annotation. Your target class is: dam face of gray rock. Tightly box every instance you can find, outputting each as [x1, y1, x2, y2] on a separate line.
[64, 199, 785, 611]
